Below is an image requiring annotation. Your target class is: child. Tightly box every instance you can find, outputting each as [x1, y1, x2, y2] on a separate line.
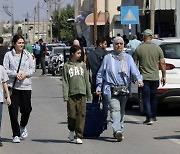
[62, 45, 92, 144]
[0, 65, 11, 146]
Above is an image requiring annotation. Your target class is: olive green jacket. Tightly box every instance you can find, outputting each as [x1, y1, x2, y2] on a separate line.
[62, 61, 92, 101]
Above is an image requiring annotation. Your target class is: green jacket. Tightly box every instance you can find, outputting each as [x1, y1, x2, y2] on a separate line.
[62, 60, 92, 101]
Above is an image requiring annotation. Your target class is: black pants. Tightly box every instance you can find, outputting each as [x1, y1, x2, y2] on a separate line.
[8, 89, 32, 137]
[35, 54, 40, 68]
[40, 56, 47, 75]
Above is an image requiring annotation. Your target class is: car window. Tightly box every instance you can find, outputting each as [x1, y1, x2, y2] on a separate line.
[54, 48, 64, 54]
[160, 43, 180, 59]
[47, 46, 53, 51]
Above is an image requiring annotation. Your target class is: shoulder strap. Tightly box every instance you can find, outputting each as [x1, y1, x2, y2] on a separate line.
[12, 50, 24, 88]
[120, 73, 128, 86]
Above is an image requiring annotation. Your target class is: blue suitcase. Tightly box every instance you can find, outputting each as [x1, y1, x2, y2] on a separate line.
[83, 101, 105, 137]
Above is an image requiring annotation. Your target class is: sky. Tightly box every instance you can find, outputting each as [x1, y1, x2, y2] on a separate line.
[1, 0, 73, 22]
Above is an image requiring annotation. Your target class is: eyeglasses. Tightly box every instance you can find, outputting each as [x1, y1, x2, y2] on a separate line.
[115, 42, 123, 45]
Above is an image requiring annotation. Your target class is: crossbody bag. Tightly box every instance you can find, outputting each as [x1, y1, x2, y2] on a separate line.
[9, 50, 24, 95]
[111, 73, 130, 96]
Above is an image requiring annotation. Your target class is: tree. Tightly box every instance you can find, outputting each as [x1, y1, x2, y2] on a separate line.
[52, 4, 75, 41]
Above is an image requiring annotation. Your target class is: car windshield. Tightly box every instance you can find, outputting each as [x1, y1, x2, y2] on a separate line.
[160, 43, 180, 59]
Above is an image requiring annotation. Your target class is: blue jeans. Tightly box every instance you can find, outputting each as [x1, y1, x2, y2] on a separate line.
[0, 102, 3, 128]
[108, 95, 128, 133]
[142, 80, 159, 120]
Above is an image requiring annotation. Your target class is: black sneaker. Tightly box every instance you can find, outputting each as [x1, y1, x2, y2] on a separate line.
[0, 138, 3, 147]
[143, 119, 153, 125]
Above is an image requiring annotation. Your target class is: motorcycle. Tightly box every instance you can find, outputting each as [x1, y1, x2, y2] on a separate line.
[48, 53, 64, 76]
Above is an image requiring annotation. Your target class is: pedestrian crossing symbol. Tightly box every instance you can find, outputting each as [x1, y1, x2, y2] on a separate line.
[121, 6, 139, 24]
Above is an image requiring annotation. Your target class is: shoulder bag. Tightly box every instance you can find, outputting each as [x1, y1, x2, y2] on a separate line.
[9, 50, 24, 96]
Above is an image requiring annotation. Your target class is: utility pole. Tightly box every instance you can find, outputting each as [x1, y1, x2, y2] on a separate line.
[43, 18, 45, 40]
[11, 0, 14, 36]
[46, 1, 49, 42]
[58, 0, 61, 41]
[0, 9, 2, 36]
[74, 0, 79, 17]
[105, 0, 109, 37]
[27, 12, 29, 41]
[74, 0, 79, 38]
[150, 0, 155, 35]
[37, 1, 40, 39]
[176, 0, 180, 37]
[49, 0, 53, 42]
[33, 6, 36, 43]
[93, 0, 97, 46]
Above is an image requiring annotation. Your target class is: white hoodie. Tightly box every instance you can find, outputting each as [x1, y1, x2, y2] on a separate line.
[3, 49, 35, 90]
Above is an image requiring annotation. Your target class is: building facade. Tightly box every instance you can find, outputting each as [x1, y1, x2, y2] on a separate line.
[74, 0, 122, 46]
[75, 0, 178, 46]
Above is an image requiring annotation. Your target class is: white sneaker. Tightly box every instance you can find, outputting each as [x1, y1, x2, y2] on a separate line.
[20, 127, 28, 139]
[12, 136, 20, 143]
[76, 138, 83, 144]
[68, 131, 75, 141]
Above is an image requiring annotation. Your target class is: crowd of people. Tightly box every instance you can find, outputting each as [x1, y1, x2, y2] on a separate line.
[0, 29, 166, 146]
[62, 29, 166, 144]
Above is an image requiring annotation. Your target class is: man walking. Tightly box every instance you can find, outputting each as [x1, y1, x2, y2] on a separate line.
[39, 39, 47, 75]
[86, 37, 108, 129]
[0, 37, 8, 65]
[133, 29, 166, 125]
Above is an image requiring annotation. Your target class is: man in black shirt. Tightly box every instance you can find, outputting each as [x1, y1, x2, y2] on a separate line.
[86, 37, 109, 130]
[86, 37, 108, 93]
[39, 39, 47, 75]
[0, 37, 8, 65]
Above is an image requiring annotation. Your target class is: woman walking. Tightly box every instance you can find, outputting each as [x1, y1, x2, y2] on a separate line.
[3, 34, 35, 143]
[96, 37, 143, 142]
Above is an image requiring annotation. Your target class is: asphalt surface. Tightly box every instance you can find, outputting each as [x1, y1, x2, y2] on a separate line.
[1, 69, 180, 154]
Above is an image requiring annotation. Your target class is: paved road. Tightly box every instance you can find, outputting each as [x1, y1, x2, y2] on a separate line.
[1, 69, 180, 154]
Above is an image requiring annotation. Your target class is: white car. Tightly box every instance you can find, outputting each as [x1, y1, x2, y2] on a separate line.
[130, 37, 180, 113]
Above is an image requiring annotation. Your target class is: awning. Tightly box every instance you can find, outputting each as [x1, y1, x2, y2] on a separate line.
[85, 12, 106, 26]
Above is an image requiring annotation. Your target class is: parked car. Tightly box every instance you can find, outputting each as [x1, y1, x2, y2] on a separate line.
[129, 37, 180, 114]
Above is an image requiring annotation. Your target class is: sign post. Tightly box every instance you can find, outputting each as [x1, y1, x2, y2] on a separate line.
[121, 6, 139, 39]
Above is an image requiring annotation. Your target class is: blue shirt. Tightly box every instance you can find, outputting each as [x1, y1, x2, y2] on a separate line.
[96, 52, 142, 95]
[127, 39, 141, 53]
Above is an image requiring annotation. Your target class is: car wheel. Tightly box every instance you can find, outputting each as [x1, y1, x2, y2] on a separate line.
[138, 89, 145, 115]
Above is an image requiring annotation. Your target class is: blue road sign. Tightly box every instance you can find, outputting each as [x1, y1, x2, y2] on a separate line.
[121, 6, 139, 24]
